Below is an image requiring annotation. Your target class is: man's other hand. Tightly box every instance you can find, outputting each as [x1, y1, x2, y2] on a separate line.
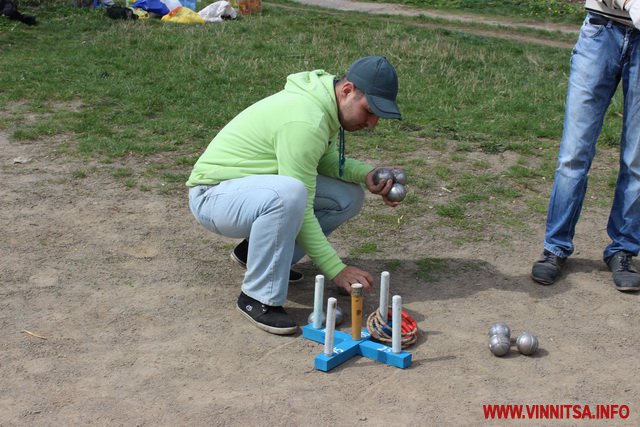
[333, 266, 373, 295]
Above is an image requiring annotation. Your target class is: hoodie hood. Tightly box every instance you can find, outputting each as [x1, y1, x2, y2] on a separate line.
[284, 70, 340, 134]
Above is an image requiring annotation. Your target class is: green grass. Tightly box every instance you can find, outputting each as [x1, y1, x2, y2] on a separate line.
[416, 257, 447, 282]
[351, 242, 379, 257]
[360, 0, 585, 24]
[0, 0, 622, 248]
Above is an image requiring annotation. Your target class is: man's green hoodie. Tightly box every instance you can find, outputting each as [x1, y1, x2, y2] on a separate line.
[187, 70, 374, 279]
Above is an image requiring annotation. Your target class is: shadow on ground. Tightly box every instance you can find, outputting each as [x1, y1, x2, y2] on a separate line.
[285, 254, 627, 328]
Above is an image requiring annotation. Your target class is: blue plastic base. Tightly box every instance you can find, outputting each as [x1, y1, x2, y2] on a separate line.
[302, 324, 412, 372]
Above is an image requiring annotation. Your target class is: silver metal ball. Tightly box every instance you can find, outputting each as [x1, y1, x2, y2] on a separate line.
[488, 322, 511, 339]
[392, 169, 407, 185]
[516, 332, 539, 356]
[308, 311, 326, 325]
[307, 305, 344, 326]
[373, 168, 394, 185]
[387, 183, 407, 202]
[488, 334, 511, 357]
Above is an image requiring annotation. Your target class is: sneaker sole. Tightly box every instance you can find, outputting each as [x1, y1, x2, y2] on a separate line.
[230, 251, 304, 283]
[230, 250, 247, 268]
[235, 305, 298, 335]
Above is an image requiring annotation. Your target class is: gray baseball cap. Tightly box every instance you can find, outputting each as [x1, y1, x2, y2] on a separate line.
[346, 56, 401, 120]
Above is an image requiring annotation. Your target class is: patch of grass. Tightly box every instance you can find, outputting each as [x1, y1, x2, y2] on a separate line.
[3, 3, 588, 163]
[174, 156, 199, 166]
[435, 203, 465, 220]
[383, 259, 402, 272]
[112, 167, 133, 178]
[458, 192, 487, 204]
[362, 0, 584, 24]
[479, 141, 507, 154]
[434, 165, 452, 180]
[402, 192, 419, 205]
[351, 242, 378, 257]
[471, 159, 490, 169]
[608, 172, 618, 189]
[416, 257, 447, 282]
[527, 199, 548, 214]
[162, 172, 190, 183]
[488, 185, 521, 199]
[449, 153, 465, 162]
[430, 139, 448, 151]
[0, 0, 624, 245]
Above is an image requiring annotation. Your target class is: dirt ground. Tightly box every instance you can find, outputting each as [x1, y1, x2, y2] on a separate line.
[3, 124, 640, 427]
[2, 2, 639, 426]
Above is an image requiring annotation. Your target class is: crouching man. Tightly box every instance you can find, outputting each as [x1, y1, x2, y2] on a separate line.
[187, 56, 405, 334]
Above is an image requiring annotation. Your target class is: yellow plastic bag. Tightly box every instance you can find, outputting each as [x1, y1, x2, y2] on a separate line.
[161, 6, 205, 23]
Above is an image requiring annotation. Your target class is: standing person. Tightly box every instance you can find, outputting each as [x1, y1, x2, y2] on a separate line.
[187, 56, 404, 334]
[531, 1, 640, 292]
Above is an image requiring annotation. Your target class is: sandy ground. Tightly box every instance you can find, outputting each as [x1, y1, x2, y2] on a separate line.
[2, 2, 639, 426]
[2, 126, 640, 426]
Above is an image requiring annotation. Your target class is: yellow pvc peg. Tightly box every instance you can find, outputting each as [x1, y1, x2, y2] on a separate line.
[350, 283, 364, 340]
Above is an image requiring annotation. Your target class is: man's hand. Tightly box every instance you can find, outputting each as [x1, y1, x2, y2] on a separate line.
[365, 167, 401, 207]
[626, 0, 640, 29]
[333, 266, 374, 295]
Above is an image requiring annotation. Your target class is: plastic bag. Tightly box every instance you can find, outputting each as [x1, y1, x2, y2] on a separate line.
[180, 0, 197, 11]
[130, 0, 170, 16]
[198, 1, 237, 22]
[161, 6, 205, 23]
[160, 0, 182, 10]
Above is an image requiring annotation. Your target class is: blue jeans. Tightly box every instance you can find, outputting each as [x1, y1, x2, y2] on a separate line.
[189, 175, 364, 306]
[544, 13, 640, 263]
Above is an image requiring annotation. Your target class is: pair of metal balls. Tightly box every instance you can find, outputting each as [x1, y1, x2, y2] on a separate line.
[373, 168, 408, 202]
[488, 323, 539, 357]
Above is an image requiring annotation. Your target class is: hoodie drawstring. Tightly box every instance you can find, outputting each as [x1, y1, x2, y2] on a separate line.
[339, 127, 345, 177]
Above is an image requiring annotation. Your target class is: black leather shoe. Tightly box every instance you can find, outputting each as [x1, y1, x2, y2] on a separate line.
[607, 251, 640, 292]
[531, 250, 566, 285]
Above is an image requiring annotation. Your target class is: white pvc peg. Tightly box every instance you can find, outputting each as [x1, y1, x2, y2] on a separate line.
[392, 295, 402, 354]
[379, 271, 390, 319]
[324, 297, 337, 356]
[312, 275, 325, 329]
